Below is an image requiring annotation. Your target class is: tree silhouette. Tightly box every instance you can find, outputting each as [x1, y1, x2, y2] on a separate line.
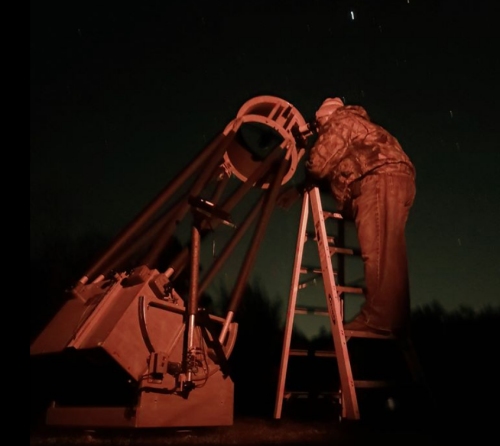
[213, 278, 287, 417]
[411, 301, 500, 427]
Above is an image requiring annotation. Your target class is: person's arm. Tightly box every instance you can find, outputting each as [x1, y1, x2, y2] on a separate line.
[305, 122, 350, 179]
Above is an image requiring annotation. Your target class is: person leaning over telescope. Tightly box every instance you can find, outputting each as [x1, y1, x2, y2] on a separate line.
[305, 97, 416, 337]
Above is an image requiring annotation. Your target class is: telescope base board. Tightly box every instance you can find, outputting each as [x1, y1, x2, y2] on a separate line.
[45, 370, 234, 428]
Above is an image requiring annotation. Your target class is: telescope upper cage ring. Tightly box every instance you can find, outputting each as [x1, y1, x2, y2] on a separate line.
[222, 96, 307, 189]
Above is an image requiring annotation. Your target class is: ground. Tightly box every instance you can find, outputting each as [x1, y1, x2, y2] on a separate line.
[31, 398, 448, 446]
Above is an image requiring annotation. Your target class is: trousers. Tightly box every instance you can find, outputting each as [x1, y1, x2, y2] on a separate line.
[348, 169, 416, 333]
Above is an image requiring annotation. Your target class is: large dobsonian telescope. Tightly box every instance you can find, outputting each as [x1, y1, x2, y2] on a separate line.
[30, 95, 315, 428]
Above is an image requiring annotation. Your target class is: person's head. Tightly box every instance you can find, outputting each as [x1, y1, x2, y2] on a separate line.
[315, 97, 344, 126]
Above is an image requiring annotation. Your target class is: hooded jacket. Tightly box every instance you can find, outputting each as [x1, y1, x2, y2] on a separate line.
[305, 104, 415, 209]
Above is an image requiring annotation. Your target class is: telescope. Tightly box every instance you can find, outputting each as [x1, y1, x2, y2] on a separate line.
[30, 95, 315, 428]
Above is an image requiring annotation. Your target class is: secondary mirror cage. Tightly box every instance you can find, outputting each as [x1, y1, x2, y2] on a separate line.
[222, 95, 308, 189]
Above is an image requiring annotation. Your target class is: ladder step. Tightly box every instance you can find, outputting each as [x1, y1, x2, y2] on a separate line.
[305, 233, 359, 257]
[305, 233, 337, 243]
[323, 211, 344, 220]
[297, 274, 363, 294]
[298, 283, 363, 293]
[354, 380, 400, 389]
[329, 246, 356, 255]
[284, 390, 341, 400]
[294, 306, 330, 316]
[300, 266, 338, 275]
[337, 286, 364, 294]
[305, 232, 335, 243]
[289, 349, 336, 358]
[344, 329, 394, 339]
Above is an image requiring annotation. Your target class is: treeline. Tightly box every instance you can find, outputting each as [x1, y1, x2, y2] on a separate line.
[227, 287, 499, 427]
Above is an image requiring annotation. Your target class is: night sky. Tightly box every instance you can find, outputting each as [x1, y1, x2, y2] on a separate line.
[30, 1, 499, 338]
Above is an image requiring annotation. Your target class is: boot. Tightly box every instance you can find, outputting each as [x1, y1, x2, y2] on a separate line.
[343, 314, 394, 336]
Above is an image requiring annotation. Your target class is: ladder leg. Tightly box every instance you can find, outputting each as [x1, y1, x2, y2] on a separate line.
[309, 187, 360, 420]
[274, 192, 310, 419]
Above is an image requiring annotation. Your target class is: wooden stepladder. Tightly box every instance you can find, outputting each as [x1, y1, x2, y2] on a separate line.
[274, 186, 361, 420]
[274, 186, 431, 422]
